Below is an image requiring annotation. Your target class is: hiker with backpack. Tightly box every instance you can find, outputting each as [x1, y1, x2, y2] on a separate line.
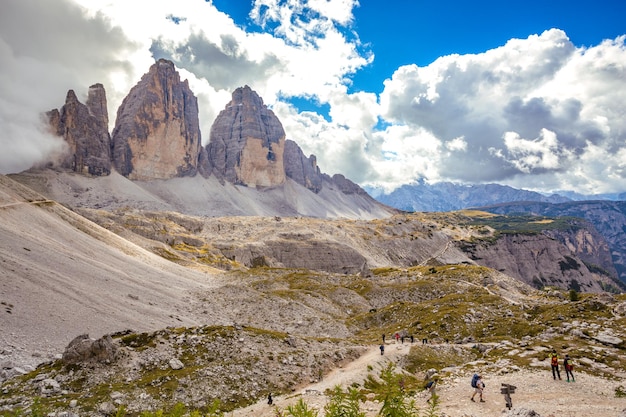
[564, 354, 575, 382]
[425, 377, 437, 403]
[470, 373, 485, 402]
[550, 349, 561, 380]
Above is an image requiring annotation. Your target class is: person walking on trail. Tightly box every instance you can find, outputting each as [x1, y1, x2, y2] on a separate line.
[425, 377, 438, 403]
[380, 344, 385, 355]
[267, 393, 273, 405]
[470, 374, 485, 403]
[550, 349, 561, 380]
[382, 333, 385, 343]
[564, 354, 575, 382]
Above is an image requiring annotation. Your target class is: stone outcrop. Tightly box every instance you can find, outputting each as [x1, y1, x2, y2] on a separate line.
[205, 85, 286, 187]
[215, 237, 369, 275]
[327, 173, 371, 196]
[46, 84, 111, 176]
[61, 334, 117, 364]
[284, 139, 323, 193]
[111, 59, 201, 180]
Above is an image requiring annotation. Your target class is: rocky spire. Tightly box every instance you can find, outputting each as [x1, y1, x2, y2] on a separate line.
[205, 85, 286, 187]
[111, 59, 201, 180]
[46, 84, 111, 176]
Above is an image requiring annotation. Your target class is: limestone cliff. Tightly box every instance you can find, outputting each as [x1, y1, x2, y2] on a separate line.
[481, 200, 626, 285]
[111, 59, 201, 180]
[205, 86, 286, 187]
[46, 84, 111, 176]
[284, 139, 322, 193]
[458, 226, 619, 293]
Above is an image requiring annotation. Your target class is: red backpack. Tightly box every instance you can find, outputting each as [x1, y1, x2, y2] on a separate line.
[551, 354, 558, 366]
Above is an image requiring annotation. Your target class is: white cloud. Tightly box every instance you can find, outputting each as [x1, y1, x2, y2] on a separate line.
[0, 0, 141, 173]
[377, 29, 626, 192]
[1, 1, 625, 197]
[491, 129, 566, 173]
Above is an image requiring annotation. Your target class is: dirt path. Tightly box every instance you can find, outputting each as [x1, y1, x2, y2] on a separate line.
[229, 342, 412, 416]
[228, 343, 626, 417]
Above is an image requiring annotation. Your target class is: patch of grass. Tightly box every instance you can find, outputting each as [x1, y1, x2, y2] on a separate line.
[117, 332, 158, 350]
[460, 213, 584, 238]
[404, 345, 479, 375]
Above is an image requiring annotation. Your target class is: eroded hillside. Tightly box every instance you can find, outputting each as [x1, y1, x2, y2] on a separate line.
[75, 207, 623, 293]
[2, 175, 626, 417]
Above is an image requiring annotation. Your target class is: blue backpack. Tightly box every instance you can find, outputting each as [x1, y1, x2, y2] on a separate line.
[471, 374, 479, 388]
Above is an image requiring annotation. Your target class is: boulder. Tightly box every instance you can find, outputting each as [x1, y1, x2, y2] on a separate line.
[505, 409, 541, 417]
[62, 334, 117, 364]
[169, 358, 184, 370]
[593, 331, 623, 346]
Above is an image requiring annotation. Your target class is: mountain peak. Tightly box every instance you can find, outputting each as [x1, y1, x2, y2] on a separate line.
[46, 86, 111, 176]
[111, 59, 202, 180]
[206, 85, 287, 187]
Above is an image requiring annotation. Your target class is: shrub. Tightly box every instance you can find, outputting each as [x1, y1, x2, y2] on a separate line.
[324, 385, 365, 417]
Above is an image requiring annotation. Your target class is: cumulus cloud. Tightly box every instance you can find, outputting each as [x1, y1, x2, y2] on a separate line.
[378, 29, 626, 193]
[1, 1, 625, 196]
[0, 0, 145, 173]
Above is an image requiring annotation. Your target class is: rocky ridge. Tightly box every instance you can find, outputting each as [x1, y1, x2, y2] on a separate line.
[482, 200, 626, 286]
[1, 175, 626, 417]
[43, 59, 378, 218]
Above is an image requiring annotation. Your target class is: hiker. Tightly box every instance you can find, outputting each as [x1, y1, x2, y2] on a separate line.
[564, 354, 575, 382]
[550, 349, 561, 380]
[382, 333, 385, 343]
[267, 393, 273, 405]
[380, 344, 385, 355]
[410, 335, 414, 343]
[401, 335, 405, 344]
[470, 374, 485, 403]
[425, 377, 438, 403]
[395, 332, 400, 343]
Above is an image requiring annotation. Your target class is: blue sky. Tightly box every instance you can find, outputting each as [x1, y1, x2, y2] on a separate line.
[1, 0, 625, 195]
[214, 0, 626, 94]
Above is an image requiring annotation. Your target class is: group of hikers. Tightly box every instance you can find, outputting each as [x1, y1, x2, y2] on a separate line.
[550, 349, 576, 382]
[266, 346, 577, 409]
[388, 342, 577, 406]
[464, 349, 575, 404]
[380, 332, 427, 354]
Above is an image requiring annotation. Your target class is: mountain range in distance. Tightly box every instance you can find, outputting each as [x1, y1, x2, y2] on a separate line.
[367, 180, 626, 214]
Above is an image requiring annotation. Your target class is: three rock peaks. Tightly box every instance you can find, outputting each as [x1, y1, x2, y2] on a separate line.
[46, 58, 359, 195]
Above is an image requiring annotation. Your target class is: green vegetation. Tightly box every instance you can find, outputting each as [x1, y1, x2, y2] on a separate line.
[323, 386, 366, 417]
[368, 363, 421, 417]
[404, 346, 479, 376]
[458, 212, 583, 238]
[2, 260, 624, 416]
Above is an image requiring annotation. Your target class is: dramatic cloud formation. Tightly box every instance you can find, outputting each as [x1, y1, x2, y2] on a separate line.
[378, 29, 626, 193]
[1, 0, 625, 196]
